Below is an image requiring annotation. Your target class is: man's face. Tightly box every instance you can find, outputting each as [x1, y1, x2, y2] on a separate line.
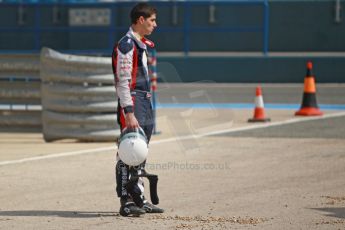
[140, 14, 157, 36]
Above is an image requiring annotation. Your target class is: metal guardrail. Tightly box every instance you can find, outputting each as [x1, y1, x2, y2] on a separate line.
[0, 47, 159, 140]
[40, 47, 120, 142]
[0, 47, 160, 140]
[0, 0, 269, 55]
[0, 54, 42, 129]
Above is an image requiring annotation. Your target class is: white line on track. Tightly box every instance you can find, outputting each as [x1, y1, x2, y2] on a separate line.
[0, 146, 115, 166]
[1, 111, 345, 167]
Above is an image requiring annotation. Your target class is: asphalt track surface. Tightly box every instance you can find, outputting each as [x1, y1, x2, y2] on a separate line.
[0, 83, 344, 230]
[155, 83, 345, 104]
[220, 115, 345, 139]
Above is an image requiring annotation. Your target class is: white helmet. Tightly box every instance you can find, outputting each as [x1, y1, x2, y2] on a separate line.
[118, 127, 148, 166]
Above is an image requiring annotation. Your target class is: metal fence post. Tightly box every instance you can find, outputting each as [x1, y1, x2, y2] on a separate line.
[148, 48, 160, 135]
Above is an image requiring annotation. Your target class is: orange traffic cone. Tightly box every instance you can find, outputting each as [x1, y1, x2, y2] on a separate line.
[295, 61, 323, 116]
[248, 86, 271, 122]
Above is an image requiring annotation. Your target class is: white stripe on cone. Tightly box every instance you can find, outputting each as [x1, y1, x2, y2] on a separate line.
[255, 95, 264, 108]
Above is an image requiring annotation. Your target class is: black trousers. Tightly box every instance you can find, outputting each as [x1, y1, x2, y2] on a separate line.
[116, 93, 154, 206]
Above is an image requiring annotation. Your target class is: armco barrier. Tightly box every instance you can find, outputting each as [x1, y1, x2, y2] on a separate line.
[0, 54, 41, 130]
[40, 47, 120, 142]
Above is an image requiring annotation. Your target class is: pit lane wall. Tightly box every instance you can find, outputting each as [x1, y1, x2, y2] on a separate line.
[157, 54, 345, 83]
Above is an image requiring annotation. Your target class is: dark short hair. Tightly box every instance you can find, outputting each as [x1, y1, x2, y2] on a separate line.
[130, 3, 157, 24]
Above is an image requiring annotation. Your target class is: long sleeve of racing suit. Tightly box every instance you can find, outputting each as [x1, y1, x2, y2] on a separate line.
[113, 39, 135, 114]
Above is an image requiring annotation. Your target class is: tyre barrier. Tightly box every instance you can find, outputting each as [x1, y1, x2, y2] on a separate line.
[0, 54, 41, 130]
[40, 47, 120, 142]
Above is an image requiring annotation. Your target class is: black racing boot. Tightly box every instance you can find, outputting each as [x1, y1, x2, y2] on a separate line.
[119, 199, 146, 217]
[142, 202, 164, 213]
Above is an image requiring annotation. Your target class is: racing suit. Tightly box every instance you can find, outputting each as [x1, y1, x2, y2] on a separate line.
[112, 27, 155, 207]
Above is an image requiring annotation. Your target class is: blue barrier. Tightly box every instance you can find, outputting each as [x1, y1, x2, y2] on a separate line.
[0, 0, 269, 55]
